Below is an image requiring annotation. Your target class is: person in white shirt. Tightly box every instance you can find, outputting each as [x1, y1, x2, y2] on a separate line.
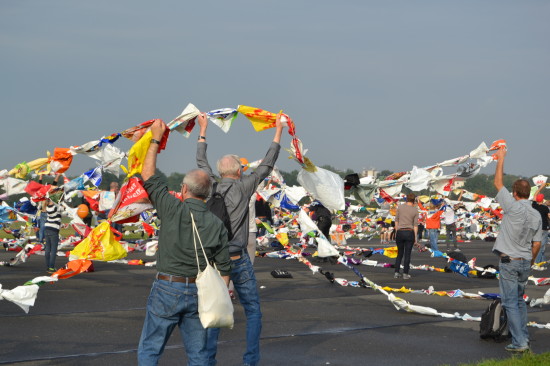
[443, 201, 458, 252]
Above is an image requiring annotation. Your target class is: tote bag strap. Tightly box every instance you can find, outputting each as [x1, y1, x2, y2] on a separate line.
[191, 212, 216, 274]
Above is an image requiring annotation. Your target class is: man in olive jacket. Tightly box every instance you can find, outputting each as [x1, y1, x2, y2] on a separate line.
[138, 119, 231, 366]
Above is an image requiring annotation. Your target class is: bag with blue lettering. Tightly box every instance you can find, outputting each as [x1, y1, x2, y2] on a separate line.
[449, 259, 470, 277]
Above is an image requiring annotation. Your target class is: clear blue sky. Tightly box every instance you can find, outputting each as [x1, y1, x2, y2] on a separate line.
[1, 1, 548, 179]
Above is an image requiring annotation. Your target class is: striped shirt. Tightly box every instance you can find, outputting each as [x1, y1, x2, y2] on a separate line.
[45, 204, 61, 231]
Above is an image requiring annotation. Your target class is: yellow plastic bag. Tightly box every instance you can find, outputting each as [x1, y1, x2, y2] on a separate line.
[126, 130, 153, 178]
[276, 232, 289, 246]
[383, 246, 398, 259]
[70, 221, 127, 261]
[237, 105, 277, 132]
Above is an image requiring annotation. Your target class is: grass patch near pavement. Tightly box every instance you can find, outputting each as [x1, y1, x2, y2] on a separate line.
[453, 352, 550, 366]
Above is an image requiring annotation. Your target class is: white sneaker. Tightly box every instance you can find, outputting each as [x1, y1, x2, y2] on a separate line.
[403, 274, 411, 280]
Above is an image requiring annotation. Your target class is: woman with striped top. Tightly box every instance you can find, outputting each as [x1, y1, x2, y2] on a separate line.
[44, 198, 62, 272]
[40, 174, 62, 273]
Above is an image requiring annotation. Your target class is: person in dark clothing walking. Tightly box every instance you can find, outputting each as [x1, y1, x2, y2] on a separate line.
[307, 201, 332, 239]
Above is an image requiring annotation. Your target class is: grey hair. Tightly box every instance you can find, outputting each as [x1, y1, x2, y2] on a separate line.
[217, 154, 241, 177]
[183, 169, 211, 199]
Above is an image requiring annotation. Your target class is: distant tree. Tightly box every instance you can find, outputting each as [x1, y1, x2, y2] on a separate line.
[379, 170, 393, 180]
[318, 165, 358, 179]
[462, 173, 523, 197]
[280, 170, 299, 186]
[167, 172, 185, 191]
[462, 174, 491, 196]
[98, 171, 123, 191]
[155, 169, 169, 185]
[319, 165, 339, 174]
[339, 168, 357, 179]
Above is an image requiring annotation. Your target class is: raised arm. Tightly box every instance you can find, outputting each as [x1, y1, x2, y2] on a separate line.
[197, 112, 207, 144]
[141, 119, 166, 182]
[196, 112, 215, 179]
[248, 113, 286, 181]
[493, 148, 506, 192]
[273, 112, 284, 144]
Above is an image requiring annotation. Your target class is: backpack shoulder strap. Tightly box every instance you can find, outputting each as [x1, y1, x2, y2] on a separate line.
[219, 183, 233, 197]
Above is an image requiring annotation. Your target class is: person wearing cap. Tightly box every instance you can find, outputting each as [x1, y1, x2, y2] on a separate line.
[137, 119, 231, 366]
[492, 148, 542, 353]
[196, 111, 286, 366]
[532, 184, 549, 265]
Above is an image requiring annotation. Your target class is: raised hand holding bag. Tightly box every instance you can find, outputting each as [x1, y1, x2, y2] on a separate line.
[191, 212, 234, 329]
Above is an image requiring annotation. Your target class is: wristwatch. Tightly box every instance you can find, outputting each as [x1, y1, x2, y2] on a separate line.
[198, 135, 206, 140]
[151, 138, 161, 144]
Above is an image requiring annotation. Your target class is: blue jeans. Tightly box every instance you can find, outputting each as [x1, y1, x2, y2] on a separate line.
[499, 259, 531, 348]
[138, 277, 207, 366]
[207, 253, 262, 366]
[428, 229, 439, 252]
[446, 223, 457, 249]
[394, 230, 415, 274]
[44, 229, 59, 269]
[38, 212, 47, 243]
[535, 230, 549, 264]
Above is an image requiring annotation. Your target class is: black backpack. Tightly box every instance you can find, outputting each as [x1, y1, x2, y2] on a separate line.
[206, 183, 233, 240]
[448, 251, 468, 264]
[479, 298, 511, 342]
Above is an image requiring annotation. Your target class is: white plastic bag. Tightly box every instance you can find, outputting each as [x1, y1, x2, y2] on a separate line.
[191, 213, 234, 329]
[533, 175, 548, 187]
[297, 167, 345, 211]
[316, 236, 339, 257]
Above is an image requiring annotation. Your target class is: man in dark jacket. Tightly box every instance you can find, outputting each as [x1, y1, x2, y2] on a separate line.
[307, 201, 332, 239]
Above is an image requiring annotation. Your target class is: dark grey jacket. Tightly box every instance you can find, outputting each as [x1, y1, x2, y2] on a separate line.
[197, 141, 281, 255]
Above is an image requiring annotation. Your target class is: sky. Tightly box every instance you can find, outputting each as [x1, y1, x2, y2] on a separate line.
[1, 1, 549, 181]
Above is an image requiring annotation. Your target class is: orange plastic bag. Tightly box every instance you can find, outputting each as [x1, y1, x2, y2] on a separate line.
[52, 259, 94, 279]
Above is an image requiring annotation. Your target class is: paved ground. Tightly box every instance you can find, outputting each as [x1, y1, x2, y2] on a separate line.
[1, 239, 550, 366]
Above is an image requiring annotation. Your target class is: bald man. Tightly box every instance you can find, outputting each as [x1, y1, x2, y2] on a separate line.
[196, 112, 286, 366]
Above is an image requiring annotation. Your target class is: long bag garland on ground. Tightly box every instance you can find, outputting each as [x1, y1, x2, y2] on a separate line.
[191, 212, 234, 329]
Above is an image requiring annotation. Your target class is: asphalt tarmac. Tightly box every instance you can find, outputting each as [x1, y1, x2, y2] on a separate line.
[1, 239, 549, 366]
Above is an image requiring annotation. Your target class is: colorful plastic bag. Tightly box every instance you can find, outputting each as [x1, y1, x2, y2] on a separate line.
[70, 221, 127, 261]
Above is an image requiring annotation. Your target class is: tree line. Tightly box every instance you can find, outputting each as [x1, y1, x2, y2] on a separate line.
[1, 167, 545, 206]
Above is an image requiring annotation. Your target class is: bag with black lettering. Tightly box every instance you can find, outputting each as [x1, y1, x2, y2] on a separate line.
[479, 298, 511, 342]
